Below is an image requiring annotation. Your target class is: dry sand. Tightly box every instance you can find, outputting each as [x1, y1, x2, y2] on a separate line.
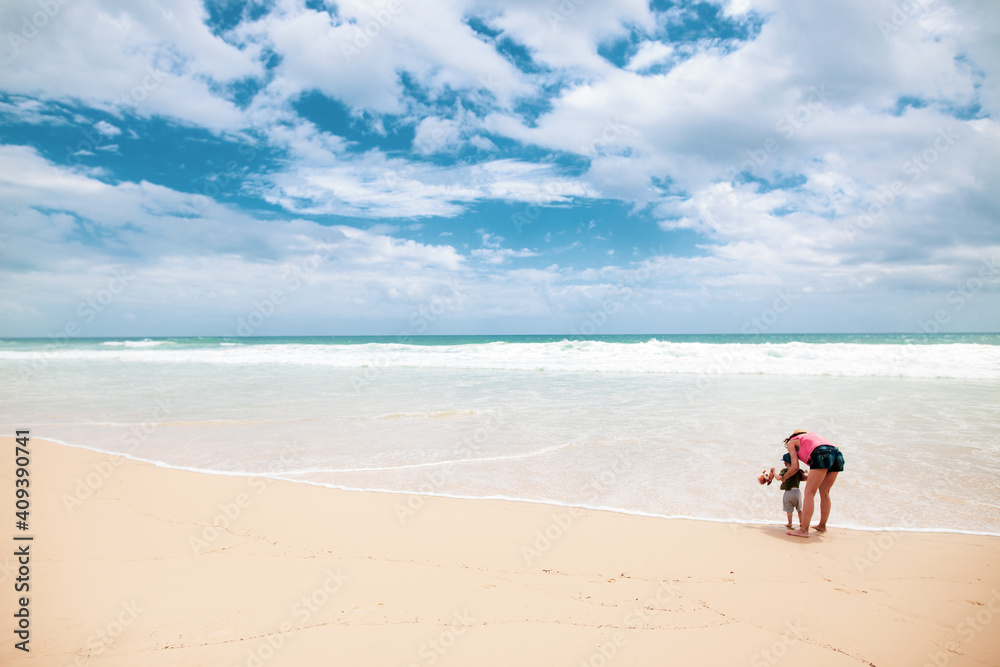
[2, 436, 999, 666]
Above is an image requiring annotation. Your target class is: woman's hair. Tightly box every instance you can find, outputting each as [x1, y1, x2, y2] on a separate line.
[783, 429, 808, 444]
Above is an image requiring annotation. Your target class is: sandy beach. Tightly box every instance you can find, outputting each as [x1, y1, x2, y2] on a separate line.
[2, 436, 999, 667]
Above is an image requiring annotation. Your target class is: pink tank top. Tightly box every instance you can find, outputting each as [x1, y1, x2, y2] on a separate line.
[796, 432, 832, 465]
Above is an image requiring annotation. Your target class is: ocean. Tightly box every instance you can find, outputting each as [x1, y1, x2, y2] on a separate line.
[2, 334, 998, 534]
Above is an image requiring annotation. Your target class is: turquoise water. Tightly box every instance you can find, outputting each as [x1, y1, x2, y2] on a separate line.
[1, 334, 998, 534]
[3, 332, 999, 348]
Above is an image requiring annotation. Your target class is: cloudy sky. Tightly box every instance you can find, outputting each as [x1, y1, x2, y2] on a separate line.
[1, 0, 998, 337]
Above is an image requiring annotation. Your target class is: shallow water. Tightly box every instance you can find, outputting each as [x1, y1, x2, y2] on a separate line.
[1, 335, 998, 534]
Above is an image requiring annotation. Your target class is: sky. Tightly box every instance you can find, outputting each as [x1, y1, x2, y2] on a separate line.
[0, 0, 998, 337]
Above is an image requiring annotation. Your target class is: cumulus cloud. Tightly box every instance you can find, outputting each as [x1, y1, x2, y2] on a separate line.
[93, 120, 121, 136]
[255, 148, 598, 218]
[238, 0, 535, 115]
[0, 145, 477, 334]
[626, 41, 675, 72]
[1, 0, 260, 131]
[1, 0, 998, 333]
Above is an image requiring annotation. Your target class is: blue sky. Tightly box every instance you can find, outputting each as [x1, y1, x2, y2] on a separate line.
[1, 0, 998, 336]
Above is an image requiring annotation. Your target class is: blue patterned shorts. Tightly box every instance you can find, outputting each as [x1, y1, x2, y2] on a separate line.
[809, 446, 845, 472]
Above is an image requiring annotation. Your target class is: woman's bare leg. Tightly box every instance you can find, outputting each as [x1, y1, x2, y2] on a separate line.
[813, 471, 839, 531]
[788, 468, 827, 537]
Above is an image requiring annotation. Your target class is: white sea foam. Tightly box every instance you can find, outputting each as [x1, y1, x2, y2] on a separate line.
[277, 441, 583, 474]
[35, 437, 1000, 537]
[2, 340, 998, 378]
[4, 339, 999, 534]
[98, 339, 170, 348]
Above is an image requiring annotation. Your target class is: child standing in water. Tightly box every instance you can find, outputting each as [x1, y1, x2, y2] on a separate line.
[777, 452, 807, 529]
[760, 453, 808, 528]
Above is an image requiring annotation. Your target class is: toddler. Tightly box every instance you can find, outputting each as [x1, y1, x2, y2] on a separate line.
[757, 453, 808, 528]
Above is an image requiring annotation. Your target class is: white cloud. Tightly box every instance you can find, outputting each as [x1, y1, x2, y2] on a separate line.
[0, 97, 67, 125]
[240, 0, 534, 116]
[0, 144, 812, 336]
[626, 41, 674, 72]
[723, 0, 755, 17]
[484, 0, 653, 74]
[2, 1, 998, 333]
[93, 120, 121, 136]
[1, 0, 260, 131]
[469, 134, 497, 152]
[256, 144, 598, 218]
[413, 116, 463, 155]
[0, 145, 470, 333]
[470, 0, 999, 291]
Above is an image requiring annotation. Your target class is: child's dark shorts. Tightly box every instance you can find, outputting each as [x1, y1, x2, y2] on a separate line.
[809, 445, 845, 472]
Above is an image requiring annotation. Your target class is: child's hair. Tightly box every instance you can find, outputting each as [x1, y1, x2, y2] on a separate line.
[782, 452, 791, 465]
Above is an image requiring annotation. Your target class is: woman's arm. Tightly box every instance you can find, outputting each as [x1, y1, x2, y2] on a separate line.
[777, 438, 801, 481]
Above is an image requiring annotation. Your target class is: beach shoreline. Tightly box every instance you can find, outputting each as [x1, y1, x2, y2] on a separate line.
[2, 437, 999, 666]
[28, 437, 1000, 538]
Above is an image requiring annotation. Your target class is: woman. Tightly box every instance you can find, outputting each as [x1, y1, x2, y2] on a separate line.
[777, 429, 845, 538]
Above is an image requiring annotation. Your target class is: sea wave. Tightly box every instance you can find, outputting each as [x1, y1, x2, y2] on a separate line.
[30, 437, 1000, 537]
[1, 340, 998, 379]
[98, 339, 172, 348]
[277, 441, 582, 475]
